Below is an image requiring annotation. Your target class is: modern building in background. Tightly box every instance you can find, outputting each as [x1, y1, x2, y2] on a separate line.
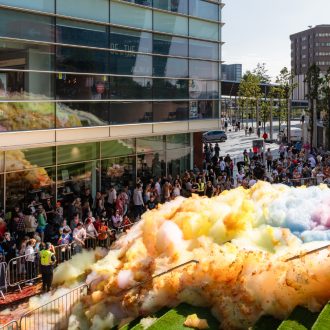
[291, 25, 330, 147]
[0, 0, 223, 213]
[221, 64, 242, 82]
[291, 25, 330, 100]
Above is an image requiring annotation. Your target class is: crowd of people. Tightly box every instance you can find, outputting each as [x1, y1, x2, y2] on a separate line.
[1, 140, 330, 267]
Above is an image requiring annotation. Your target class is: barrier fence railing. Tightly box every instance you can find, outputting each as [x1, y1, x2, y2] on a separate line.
[0, 262, 7, 300]
[6, 252, 40, 291]
[0, 320, 19, 330]
[288, 177, 318, 187]
[19, 283, 88, 330]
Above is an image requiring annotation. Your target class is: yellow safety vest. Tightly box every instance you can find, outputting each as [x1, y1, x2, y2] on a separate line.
[197, 182, 205, 192]
[39, 250, 53, 266]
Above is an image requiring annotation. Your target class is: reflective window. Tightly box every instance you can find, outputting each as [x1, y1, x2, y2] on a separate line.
[189, 100, 218, 119]
[137, 152, 165, 182]
[0, 0, 54, 13]
[153, 101, 189, 122]
[56, 46, 109, 73]
[57, 162, 95, 197]
[189, 60, 219, 80]
[110, 101, 152, 124]
[58, 143, 99, 164]
[110, 77, 152, 99]
[0, 40, 54, 71]
[123, 0, 152, 6]
[0, 102, 55, 131]
[189, 0, 219, 21]
[153, 11, 188, 35]
[110, 28, 152, 53]
[56, 102, 109, 128]
[189, 39, 218, 60]
[0, 71, 53, 100]
[153, 34, 188, 57]
[167, 148, 191, 177]
[6, 167, 55, 211]
[0, 9, 54, 42]
[136, 136, 164, 153]
[189, 18, 219, 41]
[110, 1, 152, 30]
[56, 19, 109, 48]
[110, 52, 152, 76]
[153, 79, 188, 99]
[101, 156, 136, 190]
[57, 0, 109, 22]
[189, 80, 219, 99]
[166, 133, 190, 149]
[153, 0, 188, 14]
[153, 56, 188, 78]
[101, 139, 135, 158]
[56, 74, 109, 100]
[6, 147, 55, 171]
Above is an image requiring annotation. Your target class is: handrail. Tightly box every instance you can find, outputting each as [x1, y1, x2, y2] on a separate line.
[116, 259, 199, 297]
[0, 320, 18, 330]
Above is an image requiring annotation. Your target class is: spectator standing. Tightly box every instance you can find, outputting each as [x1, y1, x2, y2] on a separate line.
[24, 210, 38, 239]
[72, 222, 86, 253]
[25, 239, 36, 285]
[107, 186, 117, 213]
[133, 184, 145, 220]
[1, 232, 16, 263]
[36, 206, 47, 243]
[39, 242, 56, 292]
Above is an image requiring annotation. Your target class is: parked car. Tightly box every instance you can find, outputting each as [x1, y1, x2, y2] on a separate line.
[202, 130, 227, 143]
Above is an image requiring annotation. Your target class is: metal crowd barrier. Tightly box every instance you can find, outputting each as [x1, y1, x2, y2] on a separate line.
[7, 244, 73, 291]
[7, 252, 40, 291]
[0, 320, 19, 330]
[288, 177, 318, 187]
[83, 230, 117, 250]
[0, 262, 7, 299]
[19, 283, 88, 330]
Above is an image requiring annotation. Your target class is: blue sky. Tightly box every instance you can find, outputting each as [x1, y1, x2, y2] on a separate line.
[222, 0, 330, 80]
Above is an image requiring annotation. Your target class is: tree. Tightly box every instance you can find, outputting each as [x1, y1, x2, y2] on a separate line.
[275, 67, 296, 141]
[252, 63, 271, 84]
[319, 67, 330, 149]
[238, 71, 263, 128]
[305, 64, 321, 148]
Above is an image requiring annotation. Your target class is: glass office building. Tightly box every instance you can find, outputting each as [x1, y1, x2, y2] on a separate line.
[0, 0, 223, 212]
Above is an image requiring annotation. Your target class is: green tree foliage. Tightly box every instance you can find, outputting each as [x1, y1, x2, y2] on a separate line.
[305, 64, 321, 146]
[319, 67, 330, 148]
[238, 71, 263, 126]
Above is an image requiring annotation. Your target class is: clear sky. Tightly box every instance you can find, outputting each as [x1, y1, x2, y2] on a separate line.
[222, 0, 330, 81]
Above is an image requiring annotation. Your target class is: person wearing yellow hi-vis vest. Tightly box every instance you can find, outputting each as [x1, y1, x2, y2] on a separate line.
[39, 242, 56, 292]
[196, 178, 205, 196]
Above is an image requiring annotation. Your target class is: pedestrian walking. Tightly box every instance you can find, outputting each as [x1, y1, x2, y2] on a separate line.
[39, 242, 56, 292]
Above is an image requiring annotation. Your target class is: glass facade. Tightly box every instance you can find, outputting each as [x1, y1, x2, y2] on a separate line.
[1, 135, 192, 212]
[0, 0, 222, 132]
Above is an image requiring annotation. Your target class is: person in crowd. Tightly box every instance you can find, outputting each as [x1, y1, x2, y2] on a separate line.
[25, 239, 36, 285]
[44, 198, 54, 223]
[59, 219, 71, 236]
[81, 188, 93, 210]
[0, 218, 6, 241]
[111, 209, 123, 230]
[106, 186, 117, 213]
[24, 209, 38, 239]
[39, 242, 56, 292]
[72, 222, 86, 253]
[133, 184, 144, 220]
[70, 213, 80, 231]
[36, 206, 47, 243]
[1, 232, 16, 263]
[97, 219, 111, 247]
[94, 191, 105, 216]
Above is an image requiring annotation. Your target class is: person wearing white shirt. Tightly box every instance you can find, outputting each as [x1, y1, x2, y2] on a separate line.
[73, 223, 87, 253]
[107, 186, 117, 210]
[25, 239, 36, 284]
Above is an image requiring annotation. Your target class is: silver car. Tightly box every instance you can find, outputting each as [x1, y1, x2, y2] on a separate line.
[202, 130, 227, 143]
